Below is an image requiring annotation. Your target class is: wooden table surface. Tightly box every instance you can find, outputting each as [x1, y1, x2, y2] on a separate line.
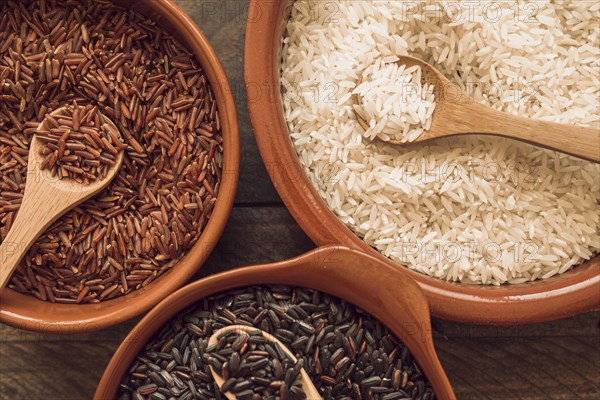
[1, 1, 599, 399]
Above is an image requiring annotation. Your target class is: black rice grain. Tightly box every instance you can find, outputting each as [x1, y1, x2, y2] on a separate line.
[117, 286, 435, 400]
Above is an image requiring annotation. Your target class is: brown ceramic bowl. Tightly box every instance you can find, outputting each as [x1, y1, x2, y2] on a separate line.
[244, 0, 600, 324]
[94, 246, 455, 399]
[0, 0, 239, 333]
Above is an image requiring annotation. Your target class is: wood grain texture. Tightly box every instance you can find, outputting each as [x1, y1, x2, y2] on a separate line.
[435, 336, 600, 400]
[0, 1, 599, 399]
[1, 341, 119, 400]
[431, 313, 600, 339]
[196, 206, 315, 279]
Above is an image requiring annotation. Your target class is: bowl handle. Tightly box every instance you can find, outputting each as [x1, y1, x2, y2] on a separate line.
[257, 245, 456, 400]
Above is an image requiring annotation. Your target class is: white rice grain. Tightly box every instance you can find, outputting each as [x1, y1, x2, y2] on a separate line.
[281, 0, 600, 285]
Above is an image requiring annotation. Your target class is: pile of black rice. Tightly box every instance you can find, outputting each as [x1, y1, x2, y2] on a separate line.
[119, 285, 435, 400]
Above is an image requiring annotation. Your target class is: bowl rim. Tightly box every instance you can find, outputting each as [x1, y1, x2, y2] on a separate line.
[0, 0, 240, 333]
[93, 246, 456, 400]
[243, 0, 600, 324]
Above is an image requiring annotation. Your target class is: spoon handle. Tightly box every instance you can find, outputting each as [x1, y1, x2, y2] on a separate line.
[463, 103, 600, 162]
[0, 179, 66, 288]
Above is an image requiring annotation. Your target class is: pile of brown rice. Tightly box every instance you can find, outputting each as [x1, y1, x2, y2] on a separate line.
[0, 0, 223, 302]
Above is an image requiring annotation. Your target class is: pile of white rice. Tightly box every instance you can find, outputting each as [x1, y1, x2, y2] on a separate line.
[281, 0, 600, 285]
[354, 60, 436, 143]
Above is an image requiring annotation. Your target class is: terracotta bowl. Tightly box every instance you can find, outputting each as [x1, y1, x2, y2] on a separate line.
[94, 246, 455, 400]
[0, 0, 240, 333]
[244, 0, 600, 324]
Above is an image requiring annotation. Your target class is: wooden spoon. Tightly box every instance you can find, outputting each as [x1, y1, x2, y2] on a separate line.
[0, 107, 124, 288]
[208, 325, 322, 400]
[354, 56, 600, 162]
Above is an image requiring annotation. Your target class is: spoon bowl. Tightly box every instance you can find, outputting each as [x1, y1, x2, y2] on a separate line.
[354, 56, 600, 162]
[0, 106, 124, 288]
[208, 325, 323, 400]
